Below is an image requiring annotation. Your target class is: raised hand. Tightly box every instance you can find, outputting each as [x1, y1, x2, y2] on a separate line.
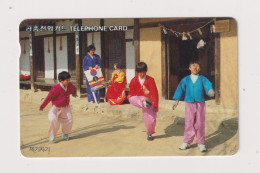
[72, 93, 78, 98]
[208, 89, 215, 97]
[172, 100, 179, 110]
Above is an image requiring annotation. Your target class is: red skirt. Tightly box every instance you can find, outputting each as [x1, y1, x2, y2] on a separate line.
[106, 81, 126, 105]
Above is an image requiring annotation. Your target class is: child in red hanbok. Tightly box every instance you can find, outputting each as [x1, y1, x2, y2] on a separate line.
[106, 63, 127, 105]
[39, 71, 77, 142]
[128, 62, 159, 141]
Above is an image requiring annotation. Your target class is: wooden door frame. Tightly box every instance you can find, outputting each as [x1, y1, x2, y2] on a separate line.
[214, 33, 220, 104]
[163, 31, 220, 103]
[161, 28, 168, 99]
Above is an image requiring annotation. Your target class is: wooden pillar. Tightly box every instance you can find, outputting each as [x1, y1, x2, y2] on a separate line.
[100, 19, 105, 77]
[215, 33, 220, 104]
[134, 19, 140, 68]
[80, 30, 86, 95]
[53, 27, 57, 81]
[29, 31, 35, 90]
[161, 29, 167, 99]
[75, 19, 82, 95]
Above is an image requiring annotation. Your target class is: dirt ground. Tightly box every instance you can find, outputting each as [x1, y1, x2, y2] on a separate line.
[20, 90, 238, 157]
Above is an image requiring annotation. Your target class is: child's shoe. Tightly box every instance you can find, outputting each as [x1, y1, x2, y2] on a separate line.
[144, 98, 152, 107]
[49, 134, 55, 142]
[198, 144, 207, 152]
[62, 134, 69, 141]
[147, 135, 153, 141]
[179, 143, 190, 150]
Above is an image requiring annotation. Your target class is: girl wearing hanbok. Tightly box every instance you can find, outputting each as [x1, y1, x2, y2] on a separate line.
[106, 63, 127, 105]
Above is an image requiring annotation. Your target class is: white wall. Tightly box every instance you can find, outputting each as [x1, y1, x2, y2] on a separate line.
[125, 29, 135, 83]
[87, 32, 101, 56]
[56, 35, 68, 76]
[44, 37, 54, 78]
[20, 39, 30, 75]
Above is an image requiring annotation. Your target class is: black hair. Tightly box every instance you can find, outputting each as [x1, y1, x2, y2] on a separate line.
[58, 71, 71, 81]
[189, 59, 201, 67]
[114, 63, 122, 69]
[136, 62, 148, 72]
[87, 45, 96, 52]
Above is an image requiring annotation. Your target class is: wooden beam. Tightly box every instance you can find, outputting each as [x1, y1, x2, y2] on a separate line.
[53, 26, 57, 80]
[29, 31, 35, 90]
[125, 38, 133, 42]
[139, 18, 213, 28]
[80, 31, 86, 95]
[161, 28, 167, 99]
[214, 19, 230, 33]
[215, 33, 220, 104]
[166, 35, 171, 99]
[134, 19, 140, 68]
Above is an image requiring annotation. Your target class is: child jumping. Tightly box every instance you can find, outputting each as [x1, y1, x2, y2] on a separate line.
[128, 62, 159, 141]
[39, 71, 77, 142]
[172, 60, 214, 152]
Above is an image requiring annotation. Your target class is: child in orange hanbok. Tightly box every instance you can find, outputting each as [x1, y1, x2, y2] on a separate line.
[106, 63, 127, 105]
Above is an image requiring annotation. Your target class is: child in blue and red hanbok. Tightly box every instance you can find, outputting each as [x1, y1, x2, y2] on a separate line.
[172, 61, 215, 152]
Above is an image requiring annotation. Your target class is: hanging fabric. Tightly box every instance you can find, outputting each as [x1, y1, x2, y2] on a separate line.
[60, 36, 62, 50]
[48, 38, 50, 53]
[92, 32, 95, 46]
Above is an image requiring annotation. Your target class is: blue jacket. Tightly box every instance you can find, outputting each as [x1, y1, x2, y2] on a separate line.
[82, 54, 102, 71]
[173, 75, 213, 103]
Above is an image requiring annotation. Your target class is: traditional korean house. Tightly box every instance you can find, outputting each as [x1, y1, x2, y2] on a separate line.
[19, 18, 237, 107]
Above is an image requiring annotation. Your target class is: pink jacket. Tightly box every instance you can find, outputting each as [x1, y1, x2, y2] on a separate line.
[40, 83, 77, 109]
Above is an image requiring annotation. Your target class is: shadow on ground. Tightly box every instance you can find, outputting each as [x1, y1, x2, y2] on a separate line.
[20, 120, 135, 149]
[155, 116, 238, 152]
[155, 116, 185, 139]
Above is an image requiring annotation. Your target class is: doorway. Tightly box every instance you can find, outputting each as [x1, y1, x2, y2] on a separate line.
[33, 36, 45, 80]
[67, 33, 76, 79]
[104, 31, 126, 80]
[167, 35, 215, 99]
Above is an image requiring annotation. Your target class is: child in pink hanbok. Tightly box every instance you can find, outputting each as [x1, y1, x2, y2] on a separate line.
[128, 62, 159, 141]
[40, 71, 77, 142]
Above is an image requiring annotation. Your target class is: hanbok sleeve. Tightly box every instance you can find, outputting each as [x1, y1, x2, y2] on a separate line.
[68, 83, 77, 95]
[202, 76, 214, 96]
[173, 77, 187, 100]
[115, 71, 125, 83]
[149, 78, 159, 108]
[128, 78, 136, 96]
[40, 86, 59, 109]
